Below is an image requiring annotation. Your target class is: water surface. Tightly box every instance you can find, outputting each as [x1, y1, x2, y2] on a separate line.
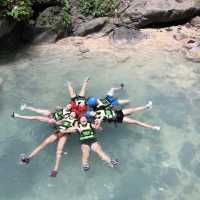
[0, 45, 200, 200]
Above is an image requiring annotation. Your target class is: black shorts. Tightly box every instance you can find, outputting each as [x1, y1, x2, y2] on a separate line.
[115, 110, 124, 123]
[80, 138, 97, 146]
[71, 95, 86, 103]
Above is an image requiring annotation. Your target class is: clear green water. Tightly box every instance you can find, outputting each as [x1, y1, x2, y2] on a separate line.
[0, 45, 200, 200]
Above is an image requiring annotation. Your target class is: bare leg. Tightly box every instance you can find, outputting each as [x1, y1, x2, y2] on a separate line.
[52, 134, 68, 172]
[118, 99, 131, 105]
[13, 113, 55, 124]
[67, 81, 76, 98]
[122, 101, 152, 115]
[107, 86, 123, 96]
[79, 77, 90, 97]
[122, 106, 147, 115]
[91, 142, 111, 163]
[123, 116, 155, 129]
[24, 106, 51, 116]
[28, 132, 58, 159]
[81, 144, 90, 166]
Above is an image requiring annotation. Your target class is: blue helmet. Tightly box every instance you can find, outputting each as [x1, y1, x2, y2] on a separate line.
[87, 97, 97, 107]
[85, 111, 93, 119]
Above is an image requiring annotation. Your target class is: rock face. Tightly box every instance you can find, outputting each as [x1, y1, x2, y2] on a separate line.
[73, 17, 108, 36]
[0, 18, 16, 38]
[22, 6, 71, 44]
[122, 0, 200, 28]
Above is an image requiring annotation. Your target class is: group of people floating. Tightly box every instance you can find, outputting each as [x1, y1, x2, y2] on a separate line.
[12, 77, 160, 177]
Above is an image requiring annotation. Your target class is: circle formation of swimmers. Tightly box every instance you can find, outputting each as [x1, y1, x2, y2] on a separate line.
[12, 77, 160, 177]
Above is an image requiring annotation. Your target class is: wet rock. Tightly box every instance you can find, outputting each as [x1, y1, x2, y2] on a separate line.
[173, 32, 188, 41]
[183, 39, 197, 49]
[185, 39, 200, 62]
[32, 30, 58, 44]
[165, 27, 173, 31]
[73, 17, 108, 36]
[111, 26, 146, 44]
[186, 49, 200, 62]
[0, 18, 16, 38]
[22, 6, 72, 44]
[73, 40, 84, 46]
[79, 46, 89, 53]
[123, 0, 200, 28]
[190, 16, 200, 28]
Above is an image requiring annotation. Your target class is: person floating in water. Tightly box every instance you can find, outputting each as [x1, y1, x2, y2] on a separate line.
[86, 100, 160, 131]
[67, 76, 89, 117]
[76, 116, 119, 171]
[20, 111, 78, 177]
[12, 78, 161, 177]
[87, 84, 130, 110]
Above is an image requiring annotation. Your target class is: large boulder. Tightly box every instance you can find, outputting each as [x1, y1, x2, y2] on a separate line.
[35, 6, 67, 31]
[0, 18, 16, 38]
[22, 6, 71, 44]
[122, 0, 200, 28]
[73, 17, 108, 36]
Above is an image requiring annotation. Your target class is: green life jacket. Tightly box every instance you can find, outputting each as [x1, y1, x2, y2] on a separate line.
[96, 108, 116, 121]
[53, 108, 70, 121]
[97, 97, 111, 109]
[79, 123, 95, 141]
[58, 116, 76, 130]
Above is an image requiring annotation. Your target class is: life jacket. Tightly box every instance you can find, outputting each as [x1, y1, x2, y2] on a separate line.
[52, 108, 70, 121]
[97, 97, 111, 109]
[96, 107, 116, 122]
[79, 123, 95, 141]
[58, 116, 77, 130]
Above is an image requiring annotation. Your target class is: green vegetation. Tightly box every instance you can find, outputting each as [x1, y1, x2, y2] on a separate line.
[0, 0, 33, 21]
[79, 0, 119, 17]
[63, 0, 71, 25]
[0, 0, 71, 23]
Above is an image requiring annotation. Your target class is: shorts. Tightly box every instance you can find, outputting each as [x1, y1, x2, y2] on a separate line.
[80, 138, 97, 146]
[105, 95, 120, 106]
[71, 95, 86, 104]
[115, 110, 124, 123]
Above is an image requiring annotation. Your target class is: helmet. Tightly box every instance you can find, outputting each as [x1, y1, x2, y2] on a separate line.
[85, 111, 93, 119]
[87, 97, 97, 107]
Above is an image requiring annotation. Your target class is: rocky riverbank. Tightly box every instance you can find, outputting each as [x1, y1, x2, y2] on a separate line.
[0, 0, 200, 43]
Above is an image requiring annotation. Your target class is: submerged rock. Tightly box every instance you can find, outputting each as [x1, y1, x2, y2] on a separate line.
[111, 26, 146, 44]
[79, 46, 90, 53]
[123, 0, 200, 28]
[190, 16, 200, 28]
[73, 17, 108, 36]
[173, 32, 188, 41]
[184, 38, 200, 62]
